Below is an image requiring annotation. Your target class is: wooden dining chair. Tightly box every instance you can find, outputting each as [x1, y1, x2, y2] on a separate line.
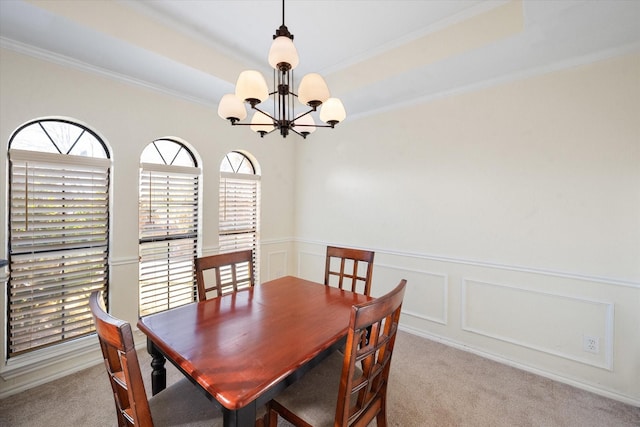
[195, 249, 255, 301]
[266, 279, 407, 427]
[89, 290, 223, 426]
[324, 246, 375, 296]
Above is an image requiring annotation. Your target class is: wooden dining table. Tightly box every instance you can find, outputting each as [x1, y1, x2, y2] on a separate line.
[137, 275, 372, 427]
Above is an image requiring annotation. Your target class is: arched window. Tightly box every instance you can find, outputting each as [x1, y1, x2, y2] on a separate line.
[219, 151, 261, 280]
[139, 138, 200, 315]
[7, 118, 111, 357]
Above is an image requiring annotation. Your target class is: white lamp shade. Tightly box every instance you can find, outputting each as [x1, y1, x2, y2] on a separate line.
[250, 111, 275, 134]
[268, 36, 299, 70]
[235, 70, 269, 103]
[319, 98, 346, 124]
[218, 94, 247, 121]
[298, 73, 330, 106]
[294, 113, 316, 134]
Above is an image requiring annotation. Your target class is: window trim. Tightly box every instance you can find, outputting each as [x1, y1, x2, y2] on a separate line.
[10, 117, 110, 158]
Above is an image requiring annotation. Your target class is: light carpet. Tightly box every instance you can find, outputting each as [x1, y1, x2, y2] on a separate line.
[1, 331, 638, 426]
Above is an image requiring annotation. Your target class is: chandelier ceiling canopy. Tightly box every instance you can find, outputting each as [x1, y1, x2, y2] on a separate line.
[217, 0, 346, 139]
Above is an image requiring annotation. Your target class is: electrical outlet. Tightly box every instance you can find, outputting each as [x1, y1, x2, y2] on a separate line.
[583, 335, 599, 354]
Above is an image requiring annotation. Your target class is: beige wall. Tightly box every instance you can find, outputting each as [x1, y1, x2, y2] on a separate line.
[1, 47, 638, 405]
[292, 53, 640, 404]
[295, 54, 639, 281]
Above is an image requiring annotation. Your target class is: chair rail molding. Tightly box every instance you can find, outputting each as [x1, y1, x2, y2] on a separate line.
[293, 238, 639, 289]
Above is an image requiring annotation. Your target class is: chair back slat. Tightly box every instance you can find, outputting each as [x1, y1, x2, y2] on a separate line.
[324, 246, 375, 296]
[195, 249, 255, 301]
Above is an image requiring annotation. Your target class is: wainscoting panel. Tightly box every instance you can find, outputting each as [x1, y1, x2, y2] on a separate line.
[375, 264, 448, 325]
[291, 240, 639, 404]
[265, 250, 288, 281]
[297, 250, 325, 281]
[461, 279, 614, 370]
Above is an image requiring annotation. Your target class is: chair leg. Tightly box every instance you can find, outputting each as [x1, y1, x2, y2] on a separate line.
[263, 401, 278, 427]
[268, 408, 279, 427]
[376, 396, 387, 427]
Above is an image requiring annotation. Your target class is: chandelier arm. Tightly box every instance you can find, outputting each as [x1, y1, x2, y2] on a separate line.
[293, 123, 334, 129]
[251, 106, 277, 122]
[229, 122, 277, 139]
[291, 108, 316, 122]
[289, 127, 308, 139]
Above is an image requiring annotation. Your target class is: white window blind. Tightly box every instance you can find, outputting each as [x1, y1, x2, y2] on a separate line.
[139, 163, 199, 316]
[219, 171, 260, 279]
[219, 172, 259, 250]
[8, 149, 110, 356]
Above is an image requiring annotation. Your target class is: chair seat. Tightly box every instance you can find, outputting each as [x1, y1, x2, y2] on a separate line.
[271, 352, 358, 427]
[149, 377, 222, 426]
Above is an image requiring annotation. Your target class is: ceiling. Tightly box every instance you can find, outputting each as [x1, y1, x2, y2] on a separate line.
[1, 0, 639, 121]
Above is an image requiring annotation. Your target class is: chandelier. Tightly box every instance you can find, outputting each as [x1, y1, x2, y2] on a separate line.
[217, 0, 346, 139]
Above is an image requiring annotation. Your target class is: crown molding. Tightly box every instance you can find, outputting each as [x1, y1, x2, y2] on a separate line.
[0, 37, 215, 108]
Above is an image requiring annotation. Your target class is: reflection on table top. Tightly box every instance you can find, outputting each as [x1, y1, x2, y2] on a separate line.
[137, 275, 372, 411]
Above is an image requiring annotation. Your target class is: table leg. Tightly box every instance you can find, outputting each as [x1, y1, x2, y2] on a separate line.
[146, 339, 166, 395]
[222, 402, 257, 427]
